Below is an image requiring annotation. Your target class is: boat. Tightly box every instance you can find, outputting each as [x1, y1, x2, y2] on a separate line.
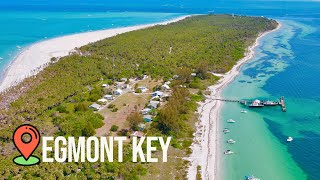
[287, 136, 293, 142]
[249, 99, 264, 108]
[263, 100, 279, 106]
[223, 128, 230, 133]
[241, 110, 247, 113]
[227, 139, 236, 144]
[224, 150, 234, 155]
[227, 119, 236, 123]
[245, 175, 261, 180]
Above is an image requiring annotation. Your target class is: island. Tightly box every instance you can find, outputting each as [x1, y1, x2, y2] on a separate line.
[0, 15, 277, 179]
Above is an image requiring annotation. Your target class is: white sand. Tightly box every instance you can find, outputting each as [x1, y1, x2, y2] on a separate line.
[187, 23, 282, 180]
[0, 15, 190, 92]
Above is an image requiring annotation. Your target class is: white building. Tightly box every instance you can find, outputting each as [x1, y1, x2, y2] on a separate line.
[114, 89, 123, 95]
[102, 84, 110, 88]
[104, 95, 114, 100]
[98, 99, 108, 103]
[89, 103, 101, 111]
[162, 84, 170, 91]
[138, 86, 148, 93]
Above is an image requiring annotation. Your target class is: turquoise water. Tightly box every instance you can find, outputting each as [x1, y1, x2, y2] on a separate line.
[0, 11, 183, 78]
[220, 17, 320, 180]
[1, 1, 320, 179]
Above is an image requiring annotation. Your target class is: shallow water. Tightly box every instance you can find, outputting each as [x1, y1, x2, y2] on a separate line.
[0, 11, 183, 78]
[220, 17, 320, 180]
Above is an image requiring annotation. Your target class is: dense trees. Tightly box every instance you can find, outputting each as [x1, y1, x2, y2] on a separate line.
[157, 87, 191, 135]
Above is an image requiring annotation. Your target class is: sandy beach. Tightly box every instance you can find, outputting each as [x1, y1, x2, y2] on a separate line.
[187, 22, 282, 180]
[0, 15, 190, 92]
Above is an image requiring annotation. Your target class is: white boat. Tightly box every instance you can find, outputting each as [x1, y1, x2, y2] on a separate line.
[0, 57, 3, 60]
[241, 110, 247, 113]
[223, 128, 230, 133]
[227, 119, 236, 123]
[287, 136, 293, 142]
[245, 175, 260, 180]
[227, 139, 236, 144]
[224, 150, 234, 155]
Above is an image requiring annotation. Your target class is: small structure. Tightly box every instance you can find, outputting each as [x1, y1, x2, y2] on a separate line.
[131, 131, 145, 138]
[104, 94, 114, 100]
[138, 123, 146, 131]
[143, 115, 153, 122]
[141, 108, 151, 115]
[114, 89, 123, 95]
[102, 84, 110, 88]
[121, 78, 128, 82]
[148, 101, 160, 109]
[151, 95, 160, 100]
[162, 84, 170, 91]
[138, 86, 148, 93]
[191, 73, 197, 77]
[98, 99, 108, 103]
[117, 83, 128, 89]
[143, 74, 148, 79]
[153, 91, 164, 97]
[89, 103, 101, 111]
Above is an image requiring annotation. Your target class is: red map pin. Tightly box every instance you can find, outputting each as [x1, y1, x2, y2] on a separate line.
[13, 124, 40, 160]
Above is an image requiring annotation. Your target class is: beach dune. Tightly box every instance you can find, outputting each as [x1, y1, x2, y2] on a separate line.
[0, 15, 189, 92]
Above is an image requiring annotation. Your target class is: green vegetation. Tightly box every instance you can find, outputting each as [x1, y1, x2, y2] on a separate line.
[126, 112, 144, 131]
[0, 15, 277, 178]
[110, 125, 119, 132]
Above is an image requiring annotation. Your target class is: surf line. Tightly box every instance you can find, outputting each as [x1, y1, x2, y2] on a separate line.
[42, 136, 171, 163]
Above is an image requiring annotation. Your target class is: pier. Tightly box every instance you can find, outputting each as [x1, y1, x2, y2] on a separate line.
[280, 96, 286, 112]
[212, 96, 287, 112]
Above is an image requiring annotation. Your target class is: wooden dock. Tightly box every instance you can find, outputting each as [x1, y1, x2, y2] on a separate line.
[280, 96, 286, 112]
[212, 96, 287, 112]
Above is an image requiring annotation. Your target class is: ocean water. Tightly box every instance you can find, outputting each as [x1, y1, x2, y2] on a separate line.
[1, 1, 320, 180]
[220, 16, 320, 180]
[0, 11, 183, 78]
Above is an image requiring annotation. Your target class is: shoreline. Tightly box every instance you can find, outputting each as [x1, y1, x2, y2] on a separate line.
[187, 21, 282, 180]
[0, 15, 190, 92]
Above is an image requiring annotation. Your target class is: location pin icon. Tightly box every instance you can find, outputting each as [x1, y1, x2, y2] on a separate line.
[13, 124, 40, 160]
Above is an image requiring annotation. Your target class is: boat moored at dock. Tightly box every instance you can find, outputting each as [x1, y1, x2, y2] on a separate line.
[249, 99, 264, 108]
[263, 100, 279, 106]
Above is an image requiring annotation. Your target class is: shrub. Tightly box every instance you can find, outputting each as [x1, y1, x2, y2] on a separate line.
[107, 104, 115, 109]
[57, 105, 68, 113]
[111, 108, 118, 112]
[110, 125, 119, 132]
[74, 102, 89, 112]
[117, 129, 129, 136]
